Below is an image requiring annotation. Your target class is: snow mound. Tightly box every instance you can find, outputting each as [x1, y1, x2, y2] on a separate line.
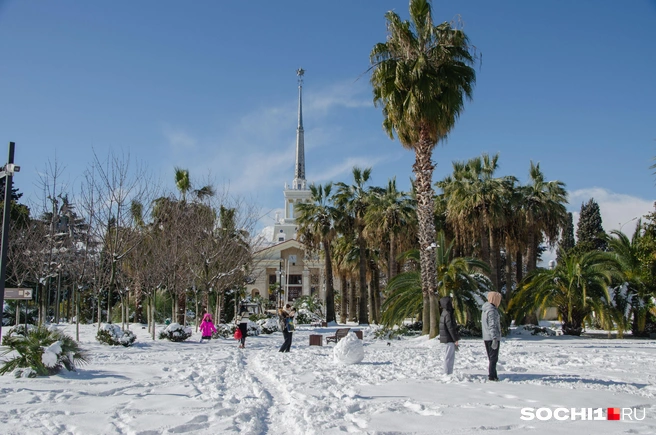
[333, 331, 364, 364]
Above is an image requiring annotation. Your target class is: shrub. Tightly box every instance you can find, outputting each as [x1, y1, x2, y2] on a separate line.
[158, 323, 192, 342]
[96, 324, 137, 347]
[293, 295, 324, 317]
[0, 325, 89, 377]
[214, 323, 237, 339]
[257, 317, 280, 334]
[1, 324, 37, 346]
[214, 321, 262, 338]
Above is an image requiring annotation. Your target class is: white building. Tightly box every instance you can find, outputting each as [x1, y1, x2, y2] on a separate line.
[246, 69, 324, 307]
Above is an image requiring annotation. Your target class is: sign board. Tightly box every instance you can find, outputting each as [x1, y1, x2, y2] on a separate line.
[4, 288, 33, 300]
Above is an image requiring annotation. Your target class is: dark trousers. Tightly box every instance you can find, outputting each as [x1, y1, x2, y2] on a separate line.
[484, 340, 500, 380]
[239, 323, 247, 346]
[279, 329, 293, 352]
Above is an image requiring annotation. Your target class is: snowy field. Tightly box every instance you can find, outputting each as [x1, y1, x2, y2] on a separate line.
[1, 323, 655, 435]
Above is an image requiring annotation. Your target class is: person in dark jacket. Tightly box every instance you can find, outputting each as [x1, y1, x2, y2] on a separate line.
[481, 291, 502, 381]
[278, 304, 295, 352]
[439, 296, 460, 375]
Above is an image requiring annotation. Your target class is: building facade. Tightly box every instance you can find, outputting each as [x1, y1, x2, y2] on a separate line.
[246, 69, 325, 307]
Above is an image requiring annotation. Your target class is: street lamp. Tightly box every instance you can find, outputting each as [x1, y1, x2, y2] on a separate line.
[0, 142, 19, 338]
[619, 217, 638, 233]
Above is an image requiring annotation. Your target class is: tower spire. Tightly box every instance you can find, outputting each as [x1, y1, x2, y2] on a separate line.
[293, 68, 305, 190]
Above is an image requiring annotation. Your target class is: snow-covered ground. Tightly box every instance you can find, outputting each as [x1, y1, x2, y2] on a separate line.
[1, 323, 655, 434]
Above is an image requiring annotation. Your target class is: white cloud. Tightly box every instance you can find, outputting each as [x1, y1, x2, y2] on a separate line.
[305, 80, 372, 114]
[312, 155, 388, 184]
[163, 126, 197, 150]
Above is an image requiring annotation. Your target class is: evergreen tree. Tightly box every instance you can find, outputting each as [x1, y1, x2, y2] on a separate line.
[575, 198, 607, 253]
[557, 212, 575, 262]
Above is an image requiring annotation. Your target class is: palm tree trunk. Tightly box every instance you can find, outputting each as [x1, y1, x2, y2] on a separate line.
[389, 232, 397, 281]
[515, 251, 524, 284]
[367, 260, 376, 324]
[373, 263, 381, 324]
[349, 276, 357, 322]
[357, 232, 368, 325]
[323, 241, 336, 323]
[340, 274, 348, 324]
[422, 293, 430, 335]
[413, 137, 438, 337]
[489, 228, 501, 291]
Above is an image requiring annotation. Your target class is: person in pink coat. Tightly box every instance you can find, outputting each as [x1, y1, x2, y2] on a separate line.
[199, 313, 217, 342]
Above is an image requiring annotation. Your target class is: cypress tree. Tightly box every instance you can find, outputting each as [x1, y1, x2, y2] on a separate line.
[575, 198, 607, 252]
[557, 212, 575, 261]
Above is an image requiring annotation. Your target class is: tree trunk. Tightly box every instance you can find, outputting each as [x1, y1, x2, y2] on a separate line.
[389, 232, 397, 281]
[373, 263, 381, 324]
[422, 293, 430, 335]
[515, 251, 524, 284]
[357, 231, 368, 325]
[488, 226, 500, 291]
[413, 137, 438, 338]
[339, 274, 348, 324]
[323, 241, 336, 323]
[349, 276, 357, 322]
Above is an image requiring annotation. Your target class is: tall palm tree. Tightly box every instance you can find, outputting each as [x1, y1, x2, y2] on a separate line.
[370, 0, 477, 338]
[296, 183, 338, 323]
[365, 178, 415, 282]
[521, 161, 568, 273]
[439, 154, 514, 294]
[382, 231, 491, 328]
[335, 167, 373, 324]
[509, 250, 622, 335]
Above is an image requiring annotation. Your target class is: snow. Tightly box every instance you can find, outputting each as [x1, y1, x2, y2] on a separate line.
[333, 331, 364, 364]
[41, 341, 61, 368]
[0, 322, 655, 434]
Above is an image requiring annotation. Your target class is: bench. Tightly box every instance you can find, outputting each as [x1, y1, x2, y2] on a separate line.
[326, 328, 351, 343]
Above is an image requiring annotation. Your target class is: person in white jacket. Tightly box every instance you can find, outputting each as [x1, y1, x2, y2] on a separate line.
[481, 291, 502, 381]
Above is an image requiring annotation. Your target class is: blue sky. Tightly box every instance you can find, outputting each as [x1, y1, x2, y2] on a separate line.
[1, 0, 654, 237]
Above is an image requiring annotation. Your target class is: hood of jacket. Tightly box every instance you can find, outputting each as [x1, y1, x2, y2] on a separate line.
[482, 301, 497, 315]
[440, 296, 454, 311]
[202, 313, 213, 323]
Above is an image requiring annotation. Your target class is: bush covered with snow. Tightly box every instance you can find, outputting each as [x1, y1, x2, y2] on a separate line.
[214, 321, 262, 338]
[158, 323, 192, 342]
[1, 324, 37, 345]
[96, 323, 137, 347]
[0, 325, 89, 377]
[257, 317, 280, 334]
[333, 331, 364, 364]
[510, 324, 560, 337]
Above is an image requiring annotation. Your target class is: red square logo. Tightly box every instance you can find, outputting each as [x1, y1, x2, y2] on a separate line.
[607, 408, 621, 421]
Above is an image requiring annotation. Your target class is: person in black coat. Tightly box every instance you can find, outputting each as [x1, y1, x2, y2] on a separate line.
[439, 296, 460, 375]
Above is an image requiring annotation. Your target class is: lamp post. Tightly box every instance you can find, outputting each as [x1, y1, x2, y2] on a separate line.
[619, 217, 638, 233]
[0, 142, 19, 338]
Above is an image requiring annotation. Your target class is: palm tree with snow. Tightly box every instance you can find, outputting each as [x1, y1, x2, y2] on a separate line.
[370, 0, 478, 338]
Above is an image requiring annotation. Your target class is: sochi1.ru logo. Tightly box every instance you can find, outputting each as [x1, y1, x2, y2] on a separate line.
[520, 407, 646, 421]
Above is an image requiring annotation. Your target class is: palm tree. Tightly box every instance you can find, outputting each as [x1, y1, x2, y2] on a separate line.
[608, 227, 654, 335]
[335, 167, 373, 325]
[509, 250, 622, 335]
[382, 231, 491, 328]
[365, 178, 415, 282]
[521, 161, 568, 273]
[296, 183, 338, 323]
[370, 0, 478, 338]
[439, 154, 515, 294]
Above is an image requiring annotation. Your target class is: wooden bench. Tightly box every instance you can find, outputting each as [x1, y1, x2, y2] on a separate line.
[326, 328, 350, 343]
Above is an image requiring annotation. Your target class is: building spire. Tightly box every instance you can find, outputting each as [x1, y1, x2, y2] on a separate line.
[293, 68, 306, 190]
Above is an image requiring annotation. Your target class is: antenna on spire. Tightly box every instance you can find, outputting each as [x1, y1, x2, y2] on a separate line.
[296, 68, 305, 86]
